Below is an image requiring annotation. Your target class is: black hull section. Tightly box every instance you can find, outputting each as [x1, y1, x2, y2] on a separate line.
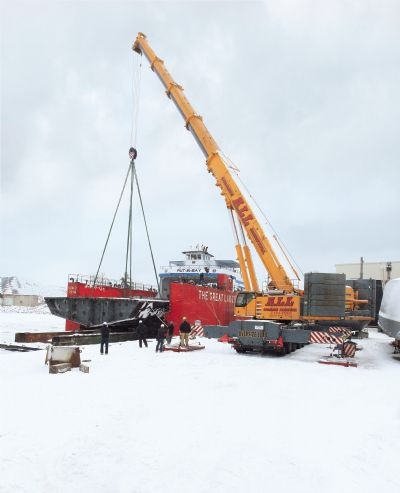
[45, 296, 169, 328]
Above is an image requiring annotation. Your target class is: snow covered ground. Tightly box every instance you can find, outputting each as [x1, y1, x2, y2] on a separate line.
[1, 308, 399, 493]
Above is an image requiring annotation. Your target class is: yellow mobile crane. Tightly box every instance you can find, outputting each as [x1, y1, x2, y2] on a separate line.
[132, 33, 372, 331]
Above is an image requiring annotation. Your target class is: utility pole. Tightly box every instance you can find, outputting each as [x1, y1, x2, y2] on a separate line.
[386, 261, 392, 282]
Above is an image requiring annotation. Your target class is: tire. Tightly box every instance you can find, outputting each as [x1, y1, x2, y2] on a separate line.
[284, 342, 292, 353]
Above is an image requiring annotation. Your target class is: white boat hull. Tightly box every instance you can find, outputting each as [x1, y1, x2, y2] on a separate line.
[378, 278, 400, 338]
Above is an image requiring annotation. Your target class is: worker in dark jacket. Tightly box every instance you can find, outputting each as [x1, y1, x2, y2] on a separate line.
[156, 324, 167, 353]
[179, 317, 191, 348]
[166, 321, 174, 344]
[137, 320, 148, 348]
[100, 322, 110, 355]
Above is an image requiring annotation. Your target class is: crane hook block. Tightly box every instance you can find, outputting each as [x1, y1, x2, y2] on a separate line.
[129, 147, 137, 160]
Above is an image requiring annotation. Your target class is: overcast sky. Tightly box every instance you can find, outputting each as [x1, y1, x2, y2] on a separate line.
[1, 0, 399, 288]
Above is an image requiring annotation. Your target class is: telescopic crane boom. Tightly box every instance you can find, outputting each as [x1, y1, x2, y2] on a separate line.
[132, 32, 374, 327]
[132, 32, 295, 294]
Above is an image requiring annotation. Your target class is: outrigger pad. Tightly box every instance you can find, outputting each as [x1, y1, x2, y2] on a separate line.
[163, 342, 205, 353]
[318, 357, 357, 368]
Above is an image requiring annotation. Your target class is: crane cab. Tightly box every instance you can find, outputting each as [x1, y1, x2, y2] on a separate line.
[234, 291, 258, 318]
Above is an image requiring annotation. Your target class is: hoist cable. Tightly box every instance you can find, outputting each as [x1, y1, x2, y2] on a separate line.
[129, 52, 159, 292]
[221, 152, 304, 279]
[129, 54, 135, 146]
[123, 52, 139, 291]
[130, 54, 142, 147]
[133, 163, 160, 293]
[129, 167, 133, 289]
[124, 161, 135, 291]
[92, 164, 131, 289]
[94, 54, 158, 295]
[133, 59, 142, 147]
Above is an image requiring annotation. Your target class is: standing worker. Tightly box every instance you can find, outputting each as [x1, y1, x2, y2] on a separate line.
[100, 322, 110, 355]
[156, 323, 167, 353]
[166, 321, 174, 344]
[179, 317, 191, 348]
[137, 320, 148, 348]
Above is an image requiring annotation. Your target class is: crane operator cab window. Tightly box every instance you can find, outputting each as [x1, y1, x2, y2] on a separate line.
[235, 292, 257, 307]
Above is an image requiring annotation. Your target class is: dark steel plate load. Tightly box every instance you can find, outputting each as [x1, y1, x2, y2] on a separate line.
[45, 296, 169, 328]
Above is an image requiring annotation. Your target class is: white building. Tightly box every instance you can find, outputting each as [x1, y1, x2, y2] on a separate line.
[335, 259, 400, 285]
[0, 294, 41, 307]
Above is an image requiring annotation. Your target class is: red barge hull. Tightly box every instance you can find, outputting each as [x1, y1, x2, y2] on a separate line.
[47, 280, 237, 335]
[46, 247, 243, 333]
[64, 279, 158, 330]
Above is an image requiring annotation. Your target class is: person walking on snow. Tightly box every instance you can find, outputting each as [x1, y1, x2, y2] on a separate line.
[179, 317, 191, 348]
[100, 322, 110, 355]
[166, 321, 174, 344]
[137, 320, 148, 348]
[156, 324, 167, 352]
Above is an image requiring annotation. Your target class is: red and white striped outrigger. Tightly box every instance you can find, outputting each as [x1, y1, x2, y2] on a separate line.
[310, 327, 353, 345]
[316, 327, 359, 367]
[189, 323, 204, 338]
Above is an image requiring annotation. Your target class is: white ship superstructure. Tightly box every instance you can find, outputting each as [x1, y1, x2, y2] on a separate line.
[159, 245, 244, 295]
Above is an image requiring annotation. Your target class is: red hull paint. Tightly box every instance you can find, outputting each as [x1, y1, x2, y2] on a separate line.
[67, 282, 157, 299]
[165, 282, 237, 334]
[65, 279, 238, 332]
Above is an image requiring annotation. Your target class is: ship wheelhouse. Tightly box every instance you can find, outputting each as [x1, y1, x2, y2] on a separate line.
[158, 246, 244, 299]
